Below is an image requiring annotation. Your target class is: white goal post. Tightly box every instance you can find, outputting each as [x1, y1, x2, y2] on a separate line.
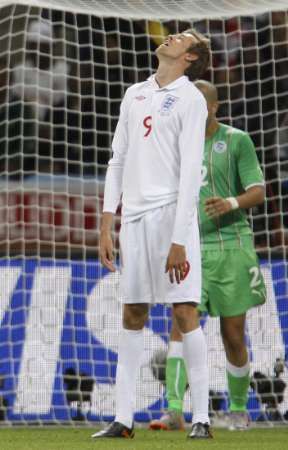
[0, 0, 287, 18]
[0, 0, 287, 425]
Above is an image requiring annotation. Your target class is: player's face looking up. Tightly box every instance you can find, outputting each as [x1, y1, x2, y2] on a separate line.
[156, 33, 199, 62]
[155, 29, 210, 82]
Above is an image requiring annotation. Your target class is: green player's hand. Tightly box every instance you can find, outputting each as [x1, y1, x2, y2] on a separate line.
[205, 196, 233, 218]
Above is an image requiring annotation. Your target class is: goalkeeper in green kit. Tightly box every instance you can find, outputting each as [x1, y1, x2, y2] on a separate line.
[150, 80, 266, 431]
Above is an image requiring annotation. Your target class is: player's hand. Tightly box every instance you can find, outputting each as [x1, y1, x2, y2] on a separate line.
[205, 196, 232, 218]
[165, 243, 187, 284]
[99, 230, 116, 272]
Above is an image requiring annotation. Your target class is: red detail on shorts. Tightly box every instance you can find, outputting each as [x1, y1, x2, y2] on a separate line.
[183, 261, 190, 280]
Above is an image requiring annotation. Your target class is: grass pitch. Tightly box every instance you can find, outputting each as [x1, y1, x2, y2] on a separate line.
[0, 427, 287, 450]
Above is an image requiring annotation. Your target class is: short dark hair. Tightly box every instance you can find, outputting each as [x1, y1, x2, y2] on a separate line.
[183, 28, 210, 81]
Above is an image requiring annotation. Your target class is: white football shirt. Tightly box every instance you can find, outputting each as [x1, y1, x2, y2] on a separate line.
[103, 74, 207, 246]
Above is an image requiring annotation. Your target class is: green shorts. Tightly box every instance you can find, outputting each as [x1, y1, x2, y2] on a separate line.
[198, 247, 266, 317]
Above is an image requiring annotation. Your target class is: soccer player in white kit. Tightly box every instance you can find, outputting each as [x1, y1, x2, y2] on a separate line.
[92, 29, 212, 440]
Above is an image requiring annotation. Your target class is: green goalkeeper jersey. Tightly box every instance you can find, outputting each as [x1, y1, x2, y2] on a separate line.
[199, 123, 264, 249]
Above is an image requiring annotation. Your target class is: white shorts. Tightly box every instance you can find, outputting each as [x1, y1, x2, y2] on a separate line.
[119, 203, 201, 304]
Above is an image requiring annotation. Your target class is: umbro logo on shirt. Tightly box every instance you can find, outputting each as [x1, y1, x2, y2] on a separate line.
[135, 95, 146, 101]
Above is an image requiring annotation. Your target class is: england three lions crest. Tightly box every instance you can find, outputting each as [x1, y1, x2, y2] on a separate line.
[159, 94, 179, 116]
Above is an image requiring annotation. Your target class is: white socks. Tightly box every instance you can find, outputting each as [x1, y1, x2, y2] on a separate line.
[226, 359, 250, 377]
[167, 340, 183, 358]
[182, 326, 210, 424]
[115, 328, 144, 428]
[114, 327, 209, 427]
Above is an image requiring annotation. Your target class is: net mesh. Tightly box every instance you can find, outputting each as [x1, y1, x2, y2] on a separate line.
[0, 0, 287, 425]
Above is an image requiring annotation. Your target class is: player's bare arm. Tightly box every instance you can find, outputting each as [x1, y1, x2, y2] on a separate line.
[99, 212, 116, 272]
[165, 243, 187, 284]
[205, 185, 264, 219]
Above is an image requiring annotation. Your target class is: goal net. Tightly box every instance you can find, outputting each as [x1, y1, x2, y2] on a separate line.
[0, 0, 287, 425]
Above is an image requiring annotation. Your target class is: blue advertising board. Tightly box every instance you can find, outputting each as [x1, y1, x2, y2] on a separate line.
[0, 259, 287, 423]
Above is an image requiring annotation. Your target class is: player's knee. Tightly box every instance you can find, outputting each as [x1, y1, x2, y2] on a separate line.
[173, 303, 199, 333]
[223, 332, 245, 353]
[123, 303, 149, 330]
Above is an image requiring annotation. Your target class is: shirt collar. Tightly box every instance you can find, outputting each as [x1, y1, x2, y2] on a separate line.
[148, 74, 189, 91]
